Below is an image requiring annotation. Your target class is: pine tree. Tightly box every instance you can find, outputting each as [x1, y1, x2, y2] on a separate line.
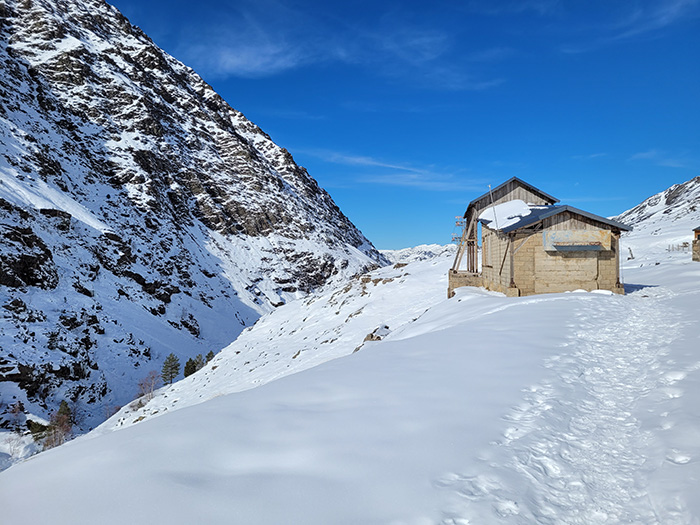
[206, 350, 215, 363]
[183, 358, 196, 378]
[194, 353, 205, 371]
[161, 353, 180, 384]
[57, 400, 71, 423]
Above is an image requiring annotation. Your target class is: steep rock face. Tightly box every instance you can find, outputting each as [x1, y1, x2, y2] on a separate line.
[0, 0, 385, 431]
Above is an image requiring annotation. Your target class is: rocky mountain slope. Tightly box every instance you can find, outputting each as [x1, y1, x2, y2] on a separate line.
[615, 176, 700, 259]
[0, 0, 384, 432]
[616, 176, 700, 226]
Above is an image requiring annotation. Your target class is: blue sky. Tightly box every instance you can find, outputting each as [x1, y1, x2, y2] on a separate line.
[109, 0, 700, 249]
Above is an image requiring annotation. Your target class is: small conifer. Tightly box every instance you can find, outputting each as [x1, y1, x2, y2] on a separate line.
[183, 358, 196, 377]
[161, 353, 180, 384]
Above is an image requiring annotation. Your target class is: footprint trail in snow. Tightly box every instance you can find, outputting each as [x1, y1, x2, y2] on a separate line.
[440, 287, 696, 524]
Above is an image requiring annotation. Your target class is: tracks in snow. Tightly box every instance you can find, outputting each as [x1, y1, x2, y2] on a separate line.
[440, 287, 696, 524]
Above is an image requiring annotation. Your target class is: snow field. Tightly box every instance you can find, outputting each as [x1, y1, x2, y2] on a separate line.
[1, 210, 699, 524]
[441, 283, 699, 523]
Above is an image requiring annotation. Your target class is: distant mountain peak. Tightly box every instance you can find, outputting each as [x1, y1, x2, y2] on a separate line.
[615, 176, 700, 227]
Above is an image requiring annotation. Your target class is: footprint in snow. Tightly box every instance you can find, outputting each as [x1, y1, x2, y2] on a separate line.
[666, 450, 691, 465]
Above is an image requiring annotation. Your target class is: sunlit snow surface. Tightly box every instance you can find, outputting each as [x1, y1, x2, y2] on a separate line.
[1, 225, 700, 523]
[477, 199, 532, 230]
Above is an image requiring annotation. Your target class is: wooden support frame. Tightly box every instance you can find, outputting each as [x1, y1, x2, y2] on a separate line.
[451, 213, 478, 272]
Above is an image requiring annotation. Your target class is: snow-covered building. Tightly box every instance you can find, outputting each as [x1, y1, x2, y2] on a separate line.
[693, 226, 700, 261]
[449, 178, 631, 297]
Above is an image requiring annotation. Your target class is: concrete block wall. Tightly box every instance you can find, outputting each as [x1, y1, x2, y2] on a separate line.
[481, 227, 511, 291]
[447, 271, 483, 298]
[482, 229, 624, 296]
[511, 233, 536, 295]
[452, 223, 625, 297]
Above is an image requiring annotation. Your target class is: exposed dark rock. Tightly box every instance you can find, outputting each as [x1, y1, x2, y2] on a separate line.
[0, 225, 59, 289]
[39, 208, 72, 230]
[0, 0, 387, 434]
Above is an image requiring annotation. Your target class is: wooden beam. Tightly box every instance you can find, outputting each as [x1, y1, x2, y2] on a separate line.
[509, 233, 516, 288]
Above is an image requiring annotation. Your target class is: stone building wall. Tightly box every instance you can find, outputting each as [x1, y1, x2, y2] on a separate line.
[447, 271, 482, 298]
[480, 226, 511, 293]
[480, 227, 624, 296]
[693, 239, 700, 262]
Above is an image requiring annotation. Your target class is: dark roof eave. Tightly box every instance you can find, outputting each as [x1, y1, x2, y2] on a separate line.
[499, 205, 633, 233]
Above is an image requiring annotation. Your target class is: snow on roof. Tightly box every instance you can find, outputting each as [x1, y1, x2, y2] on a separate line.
[477, 199, 532, 230]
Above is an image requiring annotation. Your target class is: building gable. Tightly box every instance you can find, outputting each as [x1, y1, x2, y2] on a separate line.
[463, 177, 559, 219]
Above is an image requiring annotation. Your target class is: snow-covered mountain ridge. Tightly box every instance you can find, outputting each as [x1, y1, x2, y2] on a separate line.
[380, 243, 457, 264]
[0, 0, 384, 431]
[611, 176, 699, 265]
[616, 176, 700, 227]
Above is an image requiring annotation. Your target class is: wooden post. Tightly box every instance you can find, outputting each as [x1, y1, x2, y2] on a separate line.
[614, 232, 621, 287]
[509, 233, 516, 288]
[452, 212, 478, 273]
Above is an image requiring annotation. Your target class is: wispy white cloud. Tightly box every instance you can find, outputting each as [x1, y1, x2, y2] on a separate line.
[466, 47, 518, 62]
[355, 172, 486, 192]
[176, 2, 324, 78]
[190, 42, 310, 78]
[172, 0, 505, 90]
[572, 153, 607, 160]
[464, 0, 561, 16]
[309, 150, 427, 173]
[629, 148, 697, 168]
[299, 148, 486, 192]
[562, 0, 700, 53]
[629, 149, 660, 161]
[610, 0, 700, 40]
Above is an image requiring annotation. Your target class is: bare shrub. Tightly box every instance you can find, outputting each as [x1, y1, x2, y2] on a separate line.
[136, 370, 161, 403]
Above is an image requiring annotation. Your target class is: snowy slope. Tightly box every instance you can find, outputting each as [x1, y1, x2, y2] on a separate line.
[1, 207, 699, 523]
[616, 175, 700, 260]
[94, 254, 453, 432]
[0, 0, 384, 432]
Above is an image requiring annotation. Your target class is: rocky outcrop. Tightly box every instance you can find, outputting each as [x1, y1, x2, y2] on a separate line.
[0, 0, 386, 432]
